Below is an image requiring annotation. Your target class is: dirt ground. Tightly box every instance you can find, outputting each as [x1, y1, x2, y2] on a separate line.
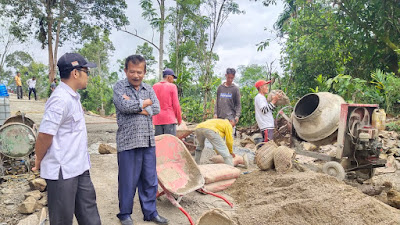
[2, 93, 400, 225]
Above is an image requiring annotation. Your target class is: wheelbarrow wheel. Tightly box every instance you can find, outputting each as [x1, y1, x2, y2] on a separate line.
[355, 168, 375, 180]
[322, 161, 345, 181]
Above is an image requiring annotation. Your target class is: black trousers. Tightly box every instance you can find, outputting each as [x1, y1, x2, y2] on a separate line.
[28, 88, 36, 100]
[46, 170, 101, 225]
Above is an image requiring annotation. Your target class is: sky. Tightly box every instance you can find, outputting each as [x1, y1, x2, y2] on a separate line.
[6, 1, 285, 80]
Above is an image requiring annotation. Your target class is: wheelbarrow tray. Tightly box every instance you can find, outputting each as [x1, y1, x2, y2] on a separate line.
[155, 134, 204, 196]
[176, 129, 194, 140]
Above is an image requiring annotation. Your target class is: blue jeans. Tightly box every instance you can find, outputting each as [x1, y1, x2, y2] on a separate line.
[117, 147, 158, 221]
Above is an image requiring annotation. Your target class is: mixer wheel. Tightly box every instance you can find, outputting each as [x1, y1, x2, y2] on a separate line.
[322, 161, 346, 181]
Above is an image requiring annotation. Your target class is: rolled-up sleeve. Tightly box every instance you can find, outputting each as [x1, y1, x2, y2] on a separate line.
[113, 82, 142, 113]
[39, 97, 65, 135]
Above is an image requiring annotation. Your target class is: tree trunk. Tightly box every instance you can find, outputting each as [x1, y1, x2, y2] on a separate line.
[158, 0, 165, 81]
[53, 0, 64, 80]
[47, 3, 55, 84]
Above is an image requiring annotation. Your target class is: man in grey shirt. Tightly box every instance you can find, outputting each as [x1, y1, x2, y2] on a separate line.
[214, 68, 241, 126]
[113, 55, 168, 225]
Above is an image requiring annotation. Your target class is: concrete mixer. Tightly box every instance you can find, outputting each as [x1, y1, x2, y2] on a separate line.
[278, 92, 386, 180]
[0, 114, 37, 176]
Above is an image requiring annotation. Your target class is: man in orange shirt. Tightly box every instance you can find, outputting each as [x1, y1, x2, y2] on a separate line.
[15, 72, 23, 99]
[152, 68, 182, 136]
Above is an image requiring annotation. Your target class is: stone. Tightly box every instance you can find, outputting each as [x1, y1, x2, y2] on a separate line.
[29, 178, 47, 192]
[18, 196, 37, 214]
[302, 142, 318, 151]
[4, 199, 14, 205]
[1, 188, 13, 194]
[24, 190, 41, 200]
[17, 214, 39, 225]
[98, 143, 117, 154]
[359, 185, 384, 196]
[37, 195, 48, 207]
[387, 189, 400, 209]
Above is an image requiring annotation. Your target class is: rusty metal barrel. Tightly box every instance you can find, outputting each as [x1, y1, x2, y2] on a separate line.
[292, 92, 345, 143]
[0, 115, 37, 158]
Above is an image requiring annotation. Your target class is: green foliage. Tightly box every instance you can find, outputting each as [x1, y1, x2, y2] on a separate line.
[237, 64, 268, 87]
[77, 29, 117, 115]
[386, 121, 400, 132]
[136, 42, 157, 77]
[180, 97, 204, 123]
[270, 0, 400, 99]
[79, 76, 115, 115]
[238, 86, 259, 126]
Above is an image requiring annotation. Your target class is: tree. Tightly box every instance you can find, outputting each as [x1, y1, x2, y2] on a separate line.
[136, 42, 157, 77]
[0, 0, 129, 83]
[198, 0, 243, 119]
[77, 30, 117, 115]
[237, 64, 269, 87]
[120, 0, 166, 80]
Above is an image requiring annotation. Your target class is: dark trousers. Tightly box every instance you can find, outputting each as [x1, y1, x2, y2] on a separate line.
[16, 86, 23, 99]
[154, 124, 176, 136]
[261, 129, 274, 142]
[46, 170, 101, 225]
[28, 88, 36, 100]
[117, 147, 158, 221]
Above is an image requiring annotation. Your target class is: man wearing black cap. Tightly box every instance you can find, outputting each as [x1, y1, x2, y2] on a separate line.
[152, 68, 182, 136]
[33, 53, 101, 225]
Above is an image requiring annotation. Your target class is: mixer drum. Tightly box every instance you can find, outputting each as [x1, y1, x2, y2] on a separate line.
[0, 115, 37, 158]
[292, 92, 345, 143]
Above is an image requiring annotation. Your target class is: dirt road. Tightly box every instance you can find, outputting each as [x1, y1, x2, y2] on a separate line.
[2, 93, 400, 225]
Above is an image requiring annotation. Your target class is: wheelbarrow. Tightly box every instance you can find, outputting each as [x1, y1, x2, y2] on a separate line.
[155, 134, 233, 225]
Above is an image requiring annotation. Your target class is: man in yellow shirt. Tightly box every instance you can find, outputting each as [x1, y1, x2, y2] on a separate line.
[14, 72, 23, 99]
[195, 119, 235, 166]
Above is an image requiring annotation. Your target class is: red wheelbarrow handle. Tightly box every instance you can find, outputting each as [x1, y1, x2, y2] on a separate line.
[198, 188, 234, 208]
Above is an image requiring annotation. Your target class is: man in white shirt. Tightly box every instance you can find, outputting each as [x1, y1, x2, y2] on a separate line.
[254, 80, 281, 142]
[33, 53, 101, 225]
[26, 76, 37, 100]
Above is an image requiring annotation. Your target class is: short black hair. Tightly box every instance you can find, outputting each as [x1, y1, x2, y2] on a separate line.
[60, 69, 73, 79]
[226, 68, 236, 75]
[16, 71, 20, 74]
[125, 55, 146, 72]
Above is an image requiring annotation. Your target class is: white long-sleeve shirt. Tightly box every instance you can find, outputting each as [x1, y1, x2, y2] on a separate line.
[255, 93, 276, 131]
[26, 79, 36, 89]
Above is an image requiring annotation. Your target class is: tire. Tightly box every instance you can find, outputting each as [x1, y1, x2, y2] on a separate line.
[322, 161, 346, 181]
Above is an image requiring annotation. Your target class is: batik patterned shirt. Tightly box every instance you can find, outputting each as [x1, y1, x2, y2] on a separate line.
[113, 79, 160, 151]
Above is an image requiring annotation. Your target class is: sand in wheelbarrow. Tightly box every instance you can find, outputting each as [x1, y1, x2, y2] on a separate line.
[226, 169, 400, 225]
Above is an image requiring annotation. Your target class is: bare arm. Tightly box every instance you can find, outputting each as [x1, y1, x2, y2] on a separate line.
[32, 133, 54, 171]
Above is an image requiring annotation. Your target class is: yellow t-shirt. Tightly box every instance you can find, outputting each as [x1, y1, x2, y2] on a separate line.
[196, 119, 233, 153]
[15, 76, 22, 86]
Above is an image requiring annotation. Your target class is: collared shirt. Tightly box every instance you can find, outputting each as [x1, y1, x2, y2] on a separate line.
[27, 79, 36, 88]
[196, 119, 234, 154]
[152, 81, 182, 125]
[15, 76, 22, 86]
[113, 78, 160, 152]
[38, 81, 90, 180]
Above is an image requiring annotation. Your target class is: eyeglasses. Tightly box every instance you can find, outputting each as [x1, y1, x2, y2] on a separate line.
[76, 68, 90, 76]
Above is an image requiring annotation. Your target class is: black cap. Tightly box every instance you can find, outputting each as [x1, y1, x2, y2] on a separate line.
[163, 68, 177, 79]
[57, 53, 96, 72]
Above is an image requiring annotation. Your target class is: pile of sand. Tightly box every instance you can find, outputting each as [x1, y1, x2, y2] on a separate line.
[226, 170, 400, 225]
